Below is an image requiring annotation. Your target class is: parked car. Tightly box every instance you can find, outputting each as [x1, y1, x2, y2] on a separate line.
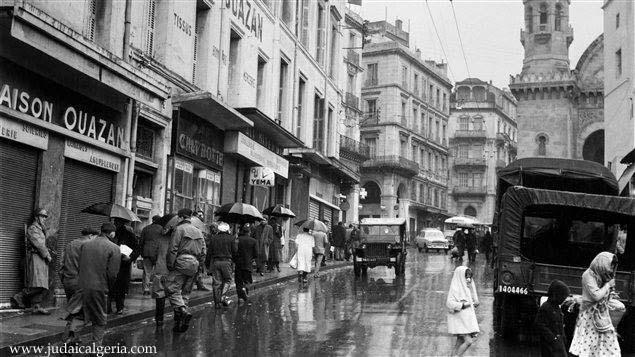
[415, 228, 449, 253]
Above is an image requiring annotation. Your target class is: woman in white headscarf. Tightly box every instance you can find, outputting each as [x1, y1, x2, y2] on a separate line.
[446, 265, 480, 357]
[569, 252, 620, 357]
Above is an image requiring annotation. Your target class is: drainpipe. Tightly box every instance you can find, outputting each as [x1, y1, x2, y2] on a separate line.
[123, 0, 133, 60]
[125, 99, 139, 209]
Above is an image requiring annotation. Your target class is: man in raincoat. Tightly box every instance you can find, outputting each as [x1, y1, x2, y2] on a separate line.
[252, 219, 273, 275]
[166, 208, 206, 333]
[12, 208, 52, 314]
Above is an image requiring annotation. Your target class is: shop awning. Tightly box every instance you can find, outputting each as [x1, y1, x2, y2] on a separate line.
[236, 108, 304, 148]
[173, 92, 253, 130]
[286, 148, 331, 165]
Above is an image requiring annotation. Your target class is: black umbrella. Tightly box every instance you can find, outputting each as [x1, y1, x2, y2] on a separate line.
[215, 202, 263, 224]
[262, 204, 296, 218]
[81, 202, 140, 222]
[294, 218, 328, 233]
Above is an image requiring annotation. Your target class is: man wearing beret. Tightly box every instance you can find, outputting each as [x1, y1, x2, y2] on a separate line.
[165, 208, 206, 333]
[12, 208, 53, 314]
[78, 222, 121, 346]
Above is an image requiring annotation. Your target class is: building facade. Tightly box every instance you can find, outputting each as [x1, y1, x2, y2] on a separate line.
[602, 0, 635, 195]
[0, 0, 366, 306]
[510, 0, 605, 164]
[448, 79, 518, 225]
[359, 20, 452, 239]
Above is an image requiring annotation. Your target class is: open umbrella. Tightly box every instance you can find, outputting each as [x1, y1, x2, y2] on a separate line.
[444, 216, 480, 228]
[163, 214, 208, 234]
[294, 218, 328, 233]
[215, 202, 263, 224]
[81, 202, 140, 222]
[262, 204, 296, 218]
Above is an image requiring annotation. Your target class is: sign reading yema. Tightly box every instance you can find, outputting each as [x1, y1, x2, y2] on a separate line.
[250, 167, 275, 187]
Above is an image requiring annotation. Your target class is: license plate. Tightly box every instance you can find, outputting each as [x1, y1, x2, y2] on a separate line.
[389, 257, 396, 262]
[363, 258, 377, 262]
[498, 285, 528, 295]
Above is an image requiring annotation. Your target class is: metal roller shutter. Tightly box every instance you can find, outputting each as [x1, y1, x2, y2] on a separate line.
[57, 159, 114, 285]
[309, 199, 319, 220]
[0, 141, 39, 303]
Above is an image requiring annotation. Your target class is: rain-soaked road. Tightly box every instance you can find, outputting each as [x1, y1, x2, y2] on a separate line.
[101, 249, 538, 356]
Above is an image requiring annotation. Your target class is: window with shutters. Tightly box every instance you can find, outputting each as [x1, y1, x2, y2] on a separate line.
[85, 0, 97, 41]
[296, 76, 306, 139]
[419, 183, 425, 202]
[133, 169, 153, 199]
[458, 172, 468, 187]
[459, 116, 469, 130]
[328, 16, 338, 78]
[413, 73, 419, 96]
[473, 117, 483, 131]
[257, 56, 267, 109]
[277, 58, 289, 124]
[366, 63, 378, 86]
[173, 161, 194, 210]
[136, 121, 156, 161]
[300, 0, 310, 46]
[144, 0, 157, 56]
[555, 3, 563, 31]
[412, 145, 417, 162]
[313, 93, 325, 152]
[316, 3, 326, 66]
[458, 144, 468, 158]
[364, 137, 376, 157]
[539, 4, 547, 26]
[229, 30, 241, 95]
[282, 0, 293, 27]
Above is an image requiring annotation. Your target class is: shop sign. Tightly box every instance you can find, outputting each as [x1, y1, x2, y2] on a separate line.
[175, 110, 224, 170]
[0, 115, 48, 150]
[225, 0, 264, 42]
[64, 139, 121, 172]
[175, 158, 194, 174]
[0, 60, 124, 149]
[250, 166, 275, 187]
[224, 131, 289, 178]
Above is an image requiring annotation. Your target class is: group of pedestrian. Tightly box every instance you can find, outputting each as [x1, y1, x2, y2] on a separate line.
[444, 251, 621, 357]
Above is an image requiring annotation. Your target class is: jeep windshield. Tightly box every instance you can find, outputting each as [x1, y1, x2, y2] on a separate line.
[361, 225, 401, 243]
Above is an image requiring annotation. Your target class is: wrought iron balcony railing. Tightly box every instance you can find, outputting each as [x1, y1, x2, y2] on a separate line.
[339, 134, 370, 160]
[362, 155, 419, 177]
[345, 92, 360, 110]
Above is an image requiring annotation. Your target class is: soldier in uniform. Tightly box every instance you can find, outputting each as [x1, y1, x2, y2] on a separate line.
[151, 216, 173, 327]
[12, 208, 52, 314]
[165, 208, 206, 333]
[208, 222, 237, 308]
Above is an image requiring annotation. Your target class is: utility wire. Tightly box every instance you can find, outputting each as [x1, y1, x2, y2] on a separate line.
[424, 0, 455, 82]
[449, 0, 472, 80]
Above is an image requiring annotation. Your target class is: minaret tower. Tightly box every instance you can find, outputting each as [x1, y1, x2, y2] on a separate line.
[520, 0, 574, 75]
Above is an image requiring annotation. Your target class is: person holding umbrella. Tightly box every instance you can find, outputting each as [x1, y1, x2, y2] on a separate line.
[108, 218, 140, 314]
[252, 219, 273, 276]
[268, 217, 283, 272]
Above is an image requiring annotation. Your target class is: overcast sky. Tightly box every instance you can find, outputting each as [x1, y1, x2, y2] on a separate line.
[355, 0, 604, 89]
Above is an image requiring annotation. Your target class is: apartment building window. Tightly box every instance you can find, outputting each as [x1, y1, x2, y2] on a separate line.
[419, 183, 425, 202]
[367, 63, 378, 86]
[555, 3, 563, 31]
[412, 145, 417, 162]
[539, 4, 547, 25]
[472, 173, 482, 187]
[365, 137, 377, 157]
[526, 6, 533, 33]
[616, 13, 620, 29]
[458, 145, 468, 158]
[421, 78, 427, 100]
[616, 49, 622, 77]
[85, 0, 97, 41]
[473, 117, 483, 131]
[428, 115, 433, 138]
[402, 66, 408, 89]
[413, 73, 419, 96]
[420, 148, 425, 167]
[442, 125, 446, 144]
[316, 3, 326, 66]
[281, 0, 293, 27]
[420, 112, 426, 136]
[229, 31, 241, 92]
[400, 139, 407, 158]
[411, 181, 417, 201]
[144, 0, 157, 55]
[412, 107, 418, 132]
[434, 189, 438, 207]
[366, 99, 377, 119]
[427, 187, 432, 205]
[277, 58, 289, 124]
[435, 120, 440, 141]
[327, 106, 334, 154]
[458, 172, 468, 186]
[434, 155, 439, 173]
[442, 92, 447, 112]
[136, 121, 156, 160]
[436, 88, 440, 108]
[427, 152, 432, 171]
[441, 158, 446, 174]
[256, 56, 267, 109]
[329, 16, 339, 78]
[296, 76, 306, 138]
[299, 0, 310, 46]
[313, 94, 325, 152]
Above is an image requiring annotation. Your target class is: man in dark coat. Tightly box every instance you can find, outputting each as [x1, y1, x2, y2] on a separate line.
[481, 231, 493, 263]
[166, 208, 206, 333]
[151, 218, 172, 327]
[139, 215, 163, 295]
[267, 217, 283, 272]
[252, 220, 273, 275]
[208, 222, 237, 308]
[534, 280, 570, 357]
[12, 209, 52, 314]
[61, 227, 98, 343]
[108, 218, 139, 314]
[466, 228, 478, 263]
[78, 222, 121, 346]
[234, 223, 258, 304]
[332, 222, 347, 261]
[452, 228, 466, 260]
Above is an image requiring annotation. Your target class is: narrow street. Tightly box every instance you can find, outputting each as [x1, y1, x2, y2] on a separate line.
[99, 249, 537, 356]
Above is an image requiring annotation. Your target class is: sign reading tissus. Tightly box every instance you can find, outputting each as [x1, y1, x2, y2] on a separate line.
[64, 139, 121, 172]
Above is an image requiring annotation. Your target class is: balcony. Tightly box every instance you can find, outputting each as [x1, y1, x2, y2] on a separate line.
[496, 132, 511, 144]
[364, 79, 378, 87]
[452, 130, 487, 141]
[361, 112, 379, 126]
[339, 134, 370, 162]
[345, 92, 360, 111]
[346, 49, 360, 68]
[452, 186, 487, 197]
[453, 157, 487, 168]
[362, 155, 420, 177]
[508, 140, 518, 154]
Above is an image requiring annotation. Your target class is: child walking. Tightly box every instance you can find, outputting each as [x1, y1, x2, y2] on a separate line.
[446, 266, 480, 357]
[534, 280, 570, 357]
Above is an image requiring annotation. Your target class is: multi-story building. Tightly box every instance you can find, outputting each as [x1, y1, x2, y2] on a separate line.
[448, 79, 518, 225]
[359, 19, 452, 238]
[603, 0, 635, 196]
[0, 0, 366, 306]
[510, 0, 605, 164]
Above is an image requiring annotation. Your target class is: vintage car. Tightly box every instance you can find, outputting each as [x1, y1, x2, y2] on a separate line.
[415, 228, 449, 253]
[354, 218, 407, 277]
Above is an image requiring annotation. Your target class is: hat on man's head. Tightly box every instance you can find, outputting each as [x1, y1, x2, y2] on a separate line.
[35, 208, 49, 218]
[151, 215, 162, 223]
[101, 222, 116, 233]
[178, 208, 193, 218]
[81, 227, 100, 235]
[218, 222, 230, 233]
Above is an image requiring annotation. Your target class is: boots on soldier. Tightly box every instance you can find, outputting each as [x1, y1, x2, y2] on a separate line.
[155, 298, 166, 326]
[172, 307, 183, 332]
[178, 307, 193, 333]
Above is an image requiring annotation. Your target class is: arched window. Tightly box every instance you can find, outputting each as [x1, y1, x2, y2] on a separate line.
[464, 206, 477, 217]
[537, 135, 547, 156]
[457, 86, 470, 102]
[526, 6, 533, 33]
[539, 4, 548, 25]
[361, 181, 381, 204]
[555, 3, 563, 31]
[473, 86, 486, 101]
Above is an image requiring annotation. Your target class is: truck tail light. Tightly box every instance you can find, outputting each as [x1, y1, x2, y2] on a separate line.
[512, 256, 521, 263]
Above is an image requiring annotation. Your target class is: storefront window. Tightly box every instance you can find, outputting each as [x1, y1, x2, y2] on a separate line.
[173, 159, 194, 211]
[133, 169, 153, 198]
[136, 122, 155, 160]
[195, 170, 221, 225]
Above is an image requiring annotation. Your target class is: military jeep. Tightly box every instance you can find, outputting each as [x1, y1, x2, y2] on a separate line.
[353, 218, 407, 277]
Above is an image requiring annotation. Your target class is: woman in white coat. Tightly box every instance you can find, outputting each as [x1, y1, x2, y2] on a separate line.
[446, 265, 480, 357]
[294, 227, 315, 283]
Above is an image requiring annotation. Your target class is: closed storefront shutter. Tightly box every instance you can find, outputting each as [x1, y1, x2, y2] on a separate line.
[309, 199, 319, 220]
[0, 141, 39, 303]
[57, 159, 114, 284]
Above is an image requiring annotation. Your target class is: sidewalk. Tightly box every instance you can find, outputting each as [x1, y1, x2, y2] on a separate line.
[0, 261, 351, 353]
